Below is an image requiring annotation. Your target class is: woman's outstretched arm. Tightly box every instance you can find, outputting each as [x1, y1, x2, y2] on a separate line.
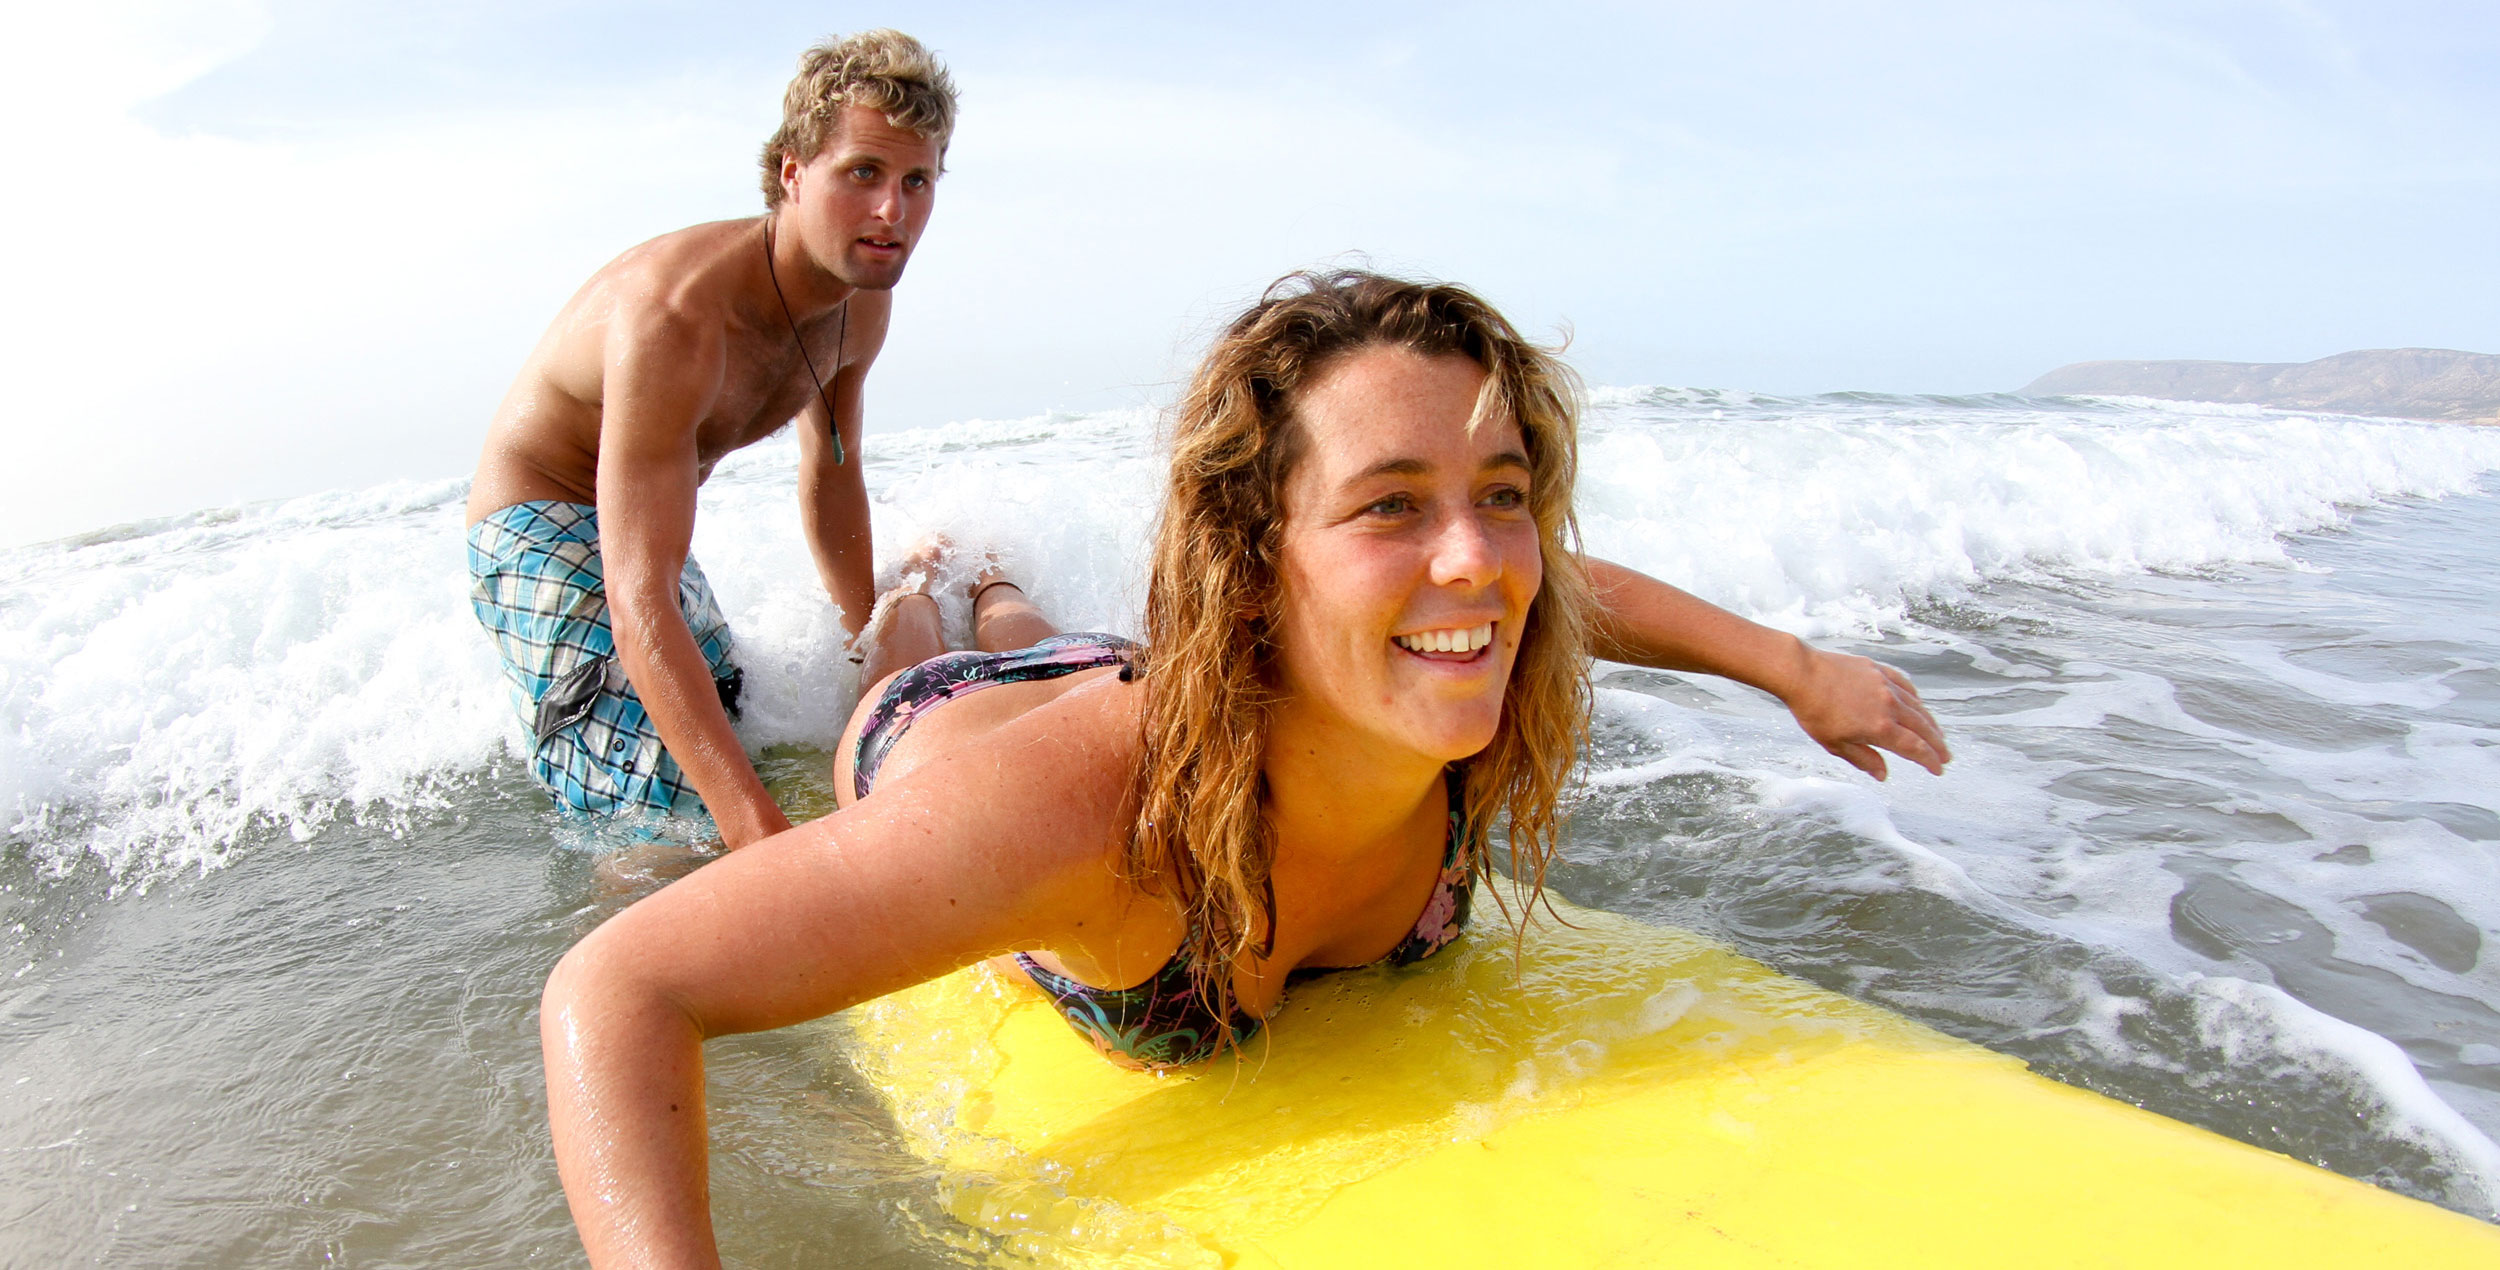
[541, 687, 1138, 1267]
[1581, 556, 1950, 779]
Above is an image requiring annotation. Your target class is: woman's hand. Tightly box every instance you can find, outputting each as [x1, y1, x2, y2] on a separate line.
[1581, 557, 1950, 779]
[1777, 645, 1949, 780]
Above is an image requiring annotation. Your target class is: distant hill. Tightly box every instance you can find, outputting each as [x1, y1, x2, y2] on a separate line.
[2022, 349, 2500, 424]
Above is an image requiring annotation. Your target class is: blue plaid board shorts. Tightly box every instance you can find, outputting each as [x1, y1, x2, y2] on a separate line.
[467, 501, 742, 818]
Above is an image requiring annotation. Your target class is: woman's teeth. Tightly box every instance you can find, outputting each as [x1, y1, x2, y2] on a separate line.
[1395, 624, 1494, 654]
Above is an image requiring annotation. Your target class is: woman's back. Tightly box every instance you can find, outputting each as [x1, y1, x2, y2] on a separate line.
[833, 623, 1467, 1029]
[538, 269, 1950, 1268]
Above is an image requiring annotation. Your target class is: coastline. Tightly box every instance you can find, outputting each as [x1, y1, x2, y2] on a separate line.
[2023, 348, 2500, 426]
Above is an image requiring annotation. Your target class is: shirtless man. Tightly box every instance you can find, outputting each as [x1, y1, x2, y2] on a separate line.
[464, 31, 953, 848]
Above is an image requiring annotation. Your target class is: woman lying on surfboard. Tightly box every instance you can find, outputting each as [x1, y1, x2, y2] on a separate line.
[540, 269, 1950, 1266]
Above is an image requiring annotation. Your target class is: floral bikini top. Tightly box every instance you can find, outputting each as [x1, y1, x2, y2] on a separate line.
[1012, 772, 1477, 1070]
[849, 632, 1476, 1070]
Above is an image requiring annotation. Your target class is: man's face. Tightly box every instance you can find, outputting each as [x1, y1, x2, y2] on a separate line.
[780, 104, 944, 291]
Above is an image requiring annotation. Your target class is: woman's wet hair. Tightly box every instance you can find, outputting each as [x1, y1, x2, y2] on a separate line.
[1131, 269, 1594, 1031]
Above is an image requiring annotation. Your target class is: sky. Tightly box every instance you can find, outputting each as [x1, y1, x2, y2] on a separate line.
[1, 0, 2494, 547]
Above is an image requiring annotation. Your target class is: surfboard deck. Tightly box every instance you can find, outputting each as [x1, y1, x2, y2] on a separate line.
[847, 898, 2500, 1267]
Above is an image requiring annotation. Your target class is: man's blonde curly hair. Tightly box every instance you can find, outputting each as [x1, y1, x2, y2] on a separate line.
[759, 30, 957, 208]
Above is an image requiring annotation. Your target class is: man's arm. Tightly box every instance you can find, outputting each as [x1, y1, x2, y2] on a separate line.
[796, 297, 887, 640]
[1583, 557, 1950, 780]
[597, 315, 791, 849]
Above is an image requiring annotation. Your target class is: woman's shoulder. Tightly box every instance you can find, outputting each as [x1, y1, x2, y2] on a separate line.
[857, 667, 1145, 883]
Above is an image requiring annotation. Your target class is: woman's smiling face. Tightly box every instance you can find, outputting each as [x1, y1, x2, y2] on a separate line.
[1272, 344, 1544, 766]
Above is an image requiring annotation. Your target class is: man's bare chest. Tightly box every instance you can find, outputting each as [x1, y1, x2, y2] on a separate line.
[693, 312, 848, 465]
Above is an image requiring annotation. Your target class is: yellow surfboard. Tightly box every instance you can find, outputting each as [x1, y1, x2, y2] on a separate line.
[847, 898, 2500, 1267]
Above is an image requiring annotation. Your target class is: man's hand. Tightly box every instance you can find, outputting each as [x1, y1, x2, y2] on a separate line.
[1778, 646, 1950, 781]
[597, 311, 789, 849]
[797, 293, 891, 637]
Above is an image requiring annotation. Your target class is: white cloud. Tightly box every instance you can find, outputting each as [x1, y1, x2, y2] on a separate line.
[1, 1, 2494, 547]
[0, 6, 767, 547]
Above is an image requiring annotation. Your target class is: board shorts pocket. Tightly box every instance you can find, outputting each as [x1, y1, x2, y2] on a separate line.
[468, 500, 742, 818]
[534, 655, 613, 743]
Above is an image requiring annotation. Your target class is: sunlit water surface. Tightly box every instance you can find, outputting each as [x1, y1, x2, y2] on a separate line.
[4, 391, 2498, 1263]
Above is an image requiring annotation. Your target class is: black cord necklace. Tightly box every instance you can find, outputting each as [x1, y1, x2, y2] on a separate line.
[762, 219, 848, 465]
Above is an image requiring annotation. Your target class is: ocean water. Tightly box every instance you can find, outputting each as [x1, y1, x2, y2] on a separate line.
[3, 390, 2498, 1263]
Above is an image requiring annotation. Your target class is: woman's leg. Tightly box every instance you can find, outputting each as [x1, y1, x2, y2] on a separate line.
[858, 541, 1061, 675]
[836, 567, 948, 810]
[856, 538, 956, 687]
[970, 563, 1060, 653]
[857, 591, 944, 688]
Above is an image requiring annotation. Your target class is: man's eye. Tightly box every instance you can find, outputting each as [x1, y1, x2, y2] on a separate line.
[851, 165, 878, 181]
[1482, 486, 1526, 509]
[1366, 494, 1415, 515]
[904, 174, 929, 190]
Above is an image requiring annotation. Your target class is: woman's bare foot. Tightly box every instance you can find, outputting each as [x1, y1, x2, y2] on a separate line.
[888, 536, 955, 591]
[857, 536, 1057, 659]
[854, 537, 957, 686]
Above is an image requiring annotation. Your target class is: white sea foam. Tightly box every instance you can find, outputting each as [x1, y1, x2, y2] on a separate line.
[2190, 974, 2500, 1211]
[0, 482, 512, 878]
[4, 395, 2493, 888]
[1575, 395, 2500, 637]
[3, 389, 2497, 1208]
[2214, 639, 2457, 711]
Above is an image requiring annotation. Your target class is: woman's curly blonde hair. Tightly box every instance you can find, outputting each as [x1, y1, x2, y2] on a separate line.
[1130, 269, 1593, 1031]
